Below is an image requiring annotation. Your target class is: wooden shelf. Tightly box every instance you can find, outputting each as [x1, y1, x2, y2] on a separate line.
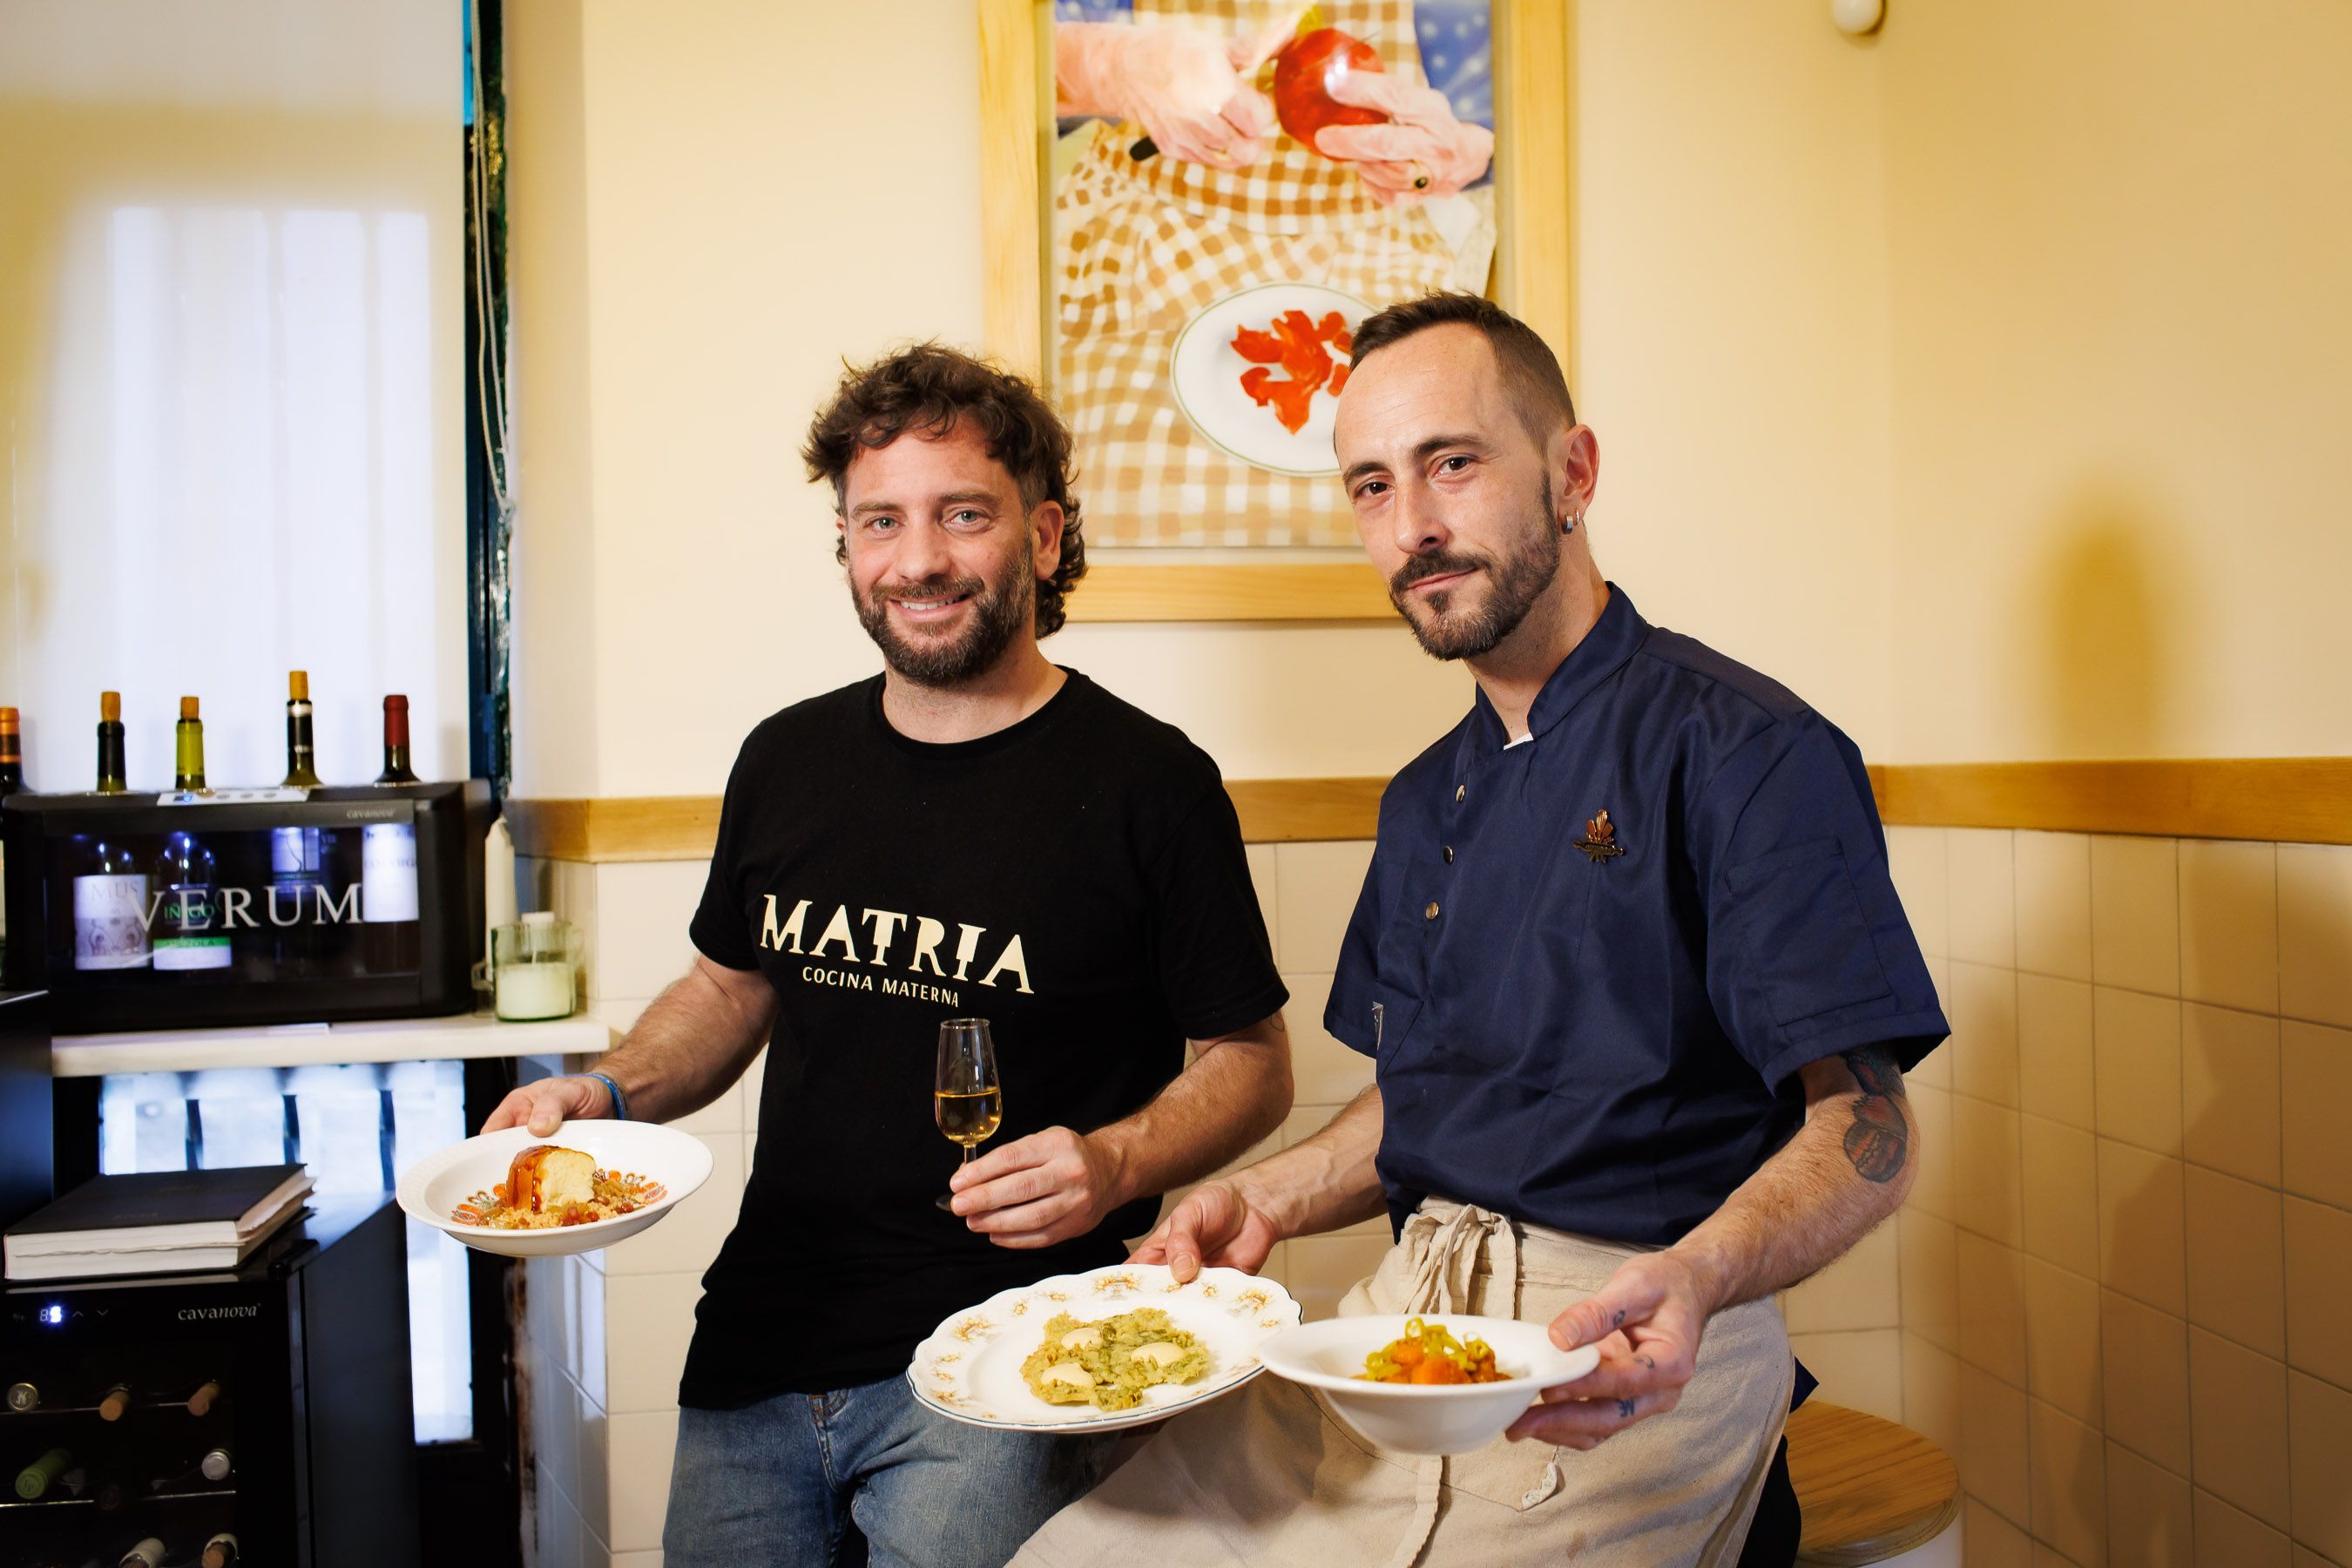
[51, 1013, 612, 1079]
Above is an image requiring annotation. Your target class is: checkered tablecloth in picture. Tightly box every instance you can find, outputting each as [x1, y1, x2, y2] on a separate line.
[1054, 0, 1495, 547]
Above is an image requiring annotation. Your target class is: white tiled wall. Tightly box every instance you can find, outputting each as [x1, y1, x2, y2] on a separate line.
[512, 839, 1391, 1567]
[510, 855, 756, 1568]
[1881, 826, 2352, 1568]
[517, 827, 2352, 1568]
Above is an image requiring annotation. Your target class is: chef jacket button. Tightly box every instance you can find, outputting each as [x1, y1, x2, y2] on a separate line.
[1443, 846, 1455, 863]
[1424, 901, 1440, 920]
[1454, 784, 1466, 803]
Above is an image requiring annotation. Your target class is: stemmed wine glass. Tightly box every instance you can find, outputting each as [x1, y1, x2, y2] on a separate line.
[935, 1018, 1002, 1211]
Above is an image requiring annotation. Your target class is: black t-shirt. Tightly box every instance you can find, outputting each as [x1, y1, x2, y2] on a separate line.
[677, 670, 1288, 1406]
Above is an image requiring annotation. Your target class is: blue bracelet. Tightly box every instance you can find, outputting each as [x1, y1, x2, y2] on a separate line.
[583, 1071, 629, 1122]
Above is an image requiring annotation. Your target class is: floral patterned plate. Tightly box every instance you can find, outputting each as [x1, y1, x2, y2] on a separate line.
[905, 1262, 1302, 1434]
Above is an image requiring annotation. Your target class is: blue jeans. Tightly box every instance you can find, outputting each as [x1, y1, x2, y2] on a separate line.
[663, 1375, 1114, 1567]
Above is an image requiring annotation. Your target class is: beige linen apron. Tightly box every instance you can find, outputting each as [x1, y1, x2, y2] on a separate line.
[1053, 0, 1493, 547]
[1012, 1200, 1793, 1567]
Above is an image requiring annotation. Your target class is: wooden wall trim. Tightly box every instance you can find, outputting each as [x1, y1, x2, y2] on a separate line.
[1068, 562, 1396, 623]
[1869, 760, 2352, 846]
[506, 795, 726, 863]
[1224, 776, 1389, 843]
[507, 777, 1389, 862]
[507, 760, 2352, 862]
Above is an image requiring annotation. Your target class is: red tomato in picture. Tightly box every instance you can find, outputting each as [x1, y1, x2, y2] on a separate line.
[1271, 27, 1386, 147]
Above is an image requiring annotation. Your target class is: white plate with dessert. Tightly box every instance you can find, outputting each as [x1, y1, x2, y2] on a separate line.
[397, 1121, 713, 1258]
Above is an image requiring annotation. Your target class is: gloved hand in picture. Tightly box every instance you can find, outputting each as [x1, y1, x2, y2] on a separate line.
[1314, 68, 1495, 204]
[1055, 19, 1291, 170]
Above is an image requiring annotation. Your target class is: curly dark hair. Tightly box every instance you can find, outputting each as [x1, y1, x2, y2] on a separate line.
[802, 344, 1087, 638]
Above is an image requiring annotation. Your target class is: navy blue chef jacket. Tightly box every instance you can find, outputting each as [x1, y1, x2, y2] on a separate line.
[1324, 585, 1948, 1244]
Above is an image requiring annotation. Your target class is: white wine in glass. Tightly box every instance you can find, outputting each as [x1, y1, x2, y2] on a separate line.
[936, 1017, 1002, 1211]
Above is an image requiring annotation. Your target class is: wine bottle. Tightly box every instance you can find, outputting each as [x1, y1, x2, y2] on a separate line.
[6, 1380, 39, 1412]
[267, 825, 325, 976]
[362, 821, 421, 973]
[201, 1534, 240, 1568]
[98, 1382, 132, 1421]
[95, 692, 128, 794]
[14, 1445, 73, 1500]
[152, 832, 231, 972]
[374, 693, 417, 784]
[73, 836, 151, 970]
[362, 698, 421, 973]
[184, 1378, 221, 1417]
[1, 706, 20, 978]
[118, 1540, 166, 1568]
[173, 696, 207, 794]
[283, 670, 321, 788]
[150, 1443, 231, 1492]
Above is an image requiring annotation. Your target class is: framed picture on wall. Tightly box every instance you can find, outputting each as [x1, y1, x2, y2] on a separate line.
[977, 0, 1570, 621]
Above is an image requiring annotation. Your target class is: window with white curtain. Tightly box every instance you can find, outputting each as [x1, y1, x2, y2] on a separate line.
[0, 0, 468, 787]
[3, 0, 478, 1446]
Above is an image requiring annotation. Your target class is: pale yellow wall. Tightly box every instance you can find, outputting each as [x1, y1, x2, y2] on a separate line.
[504, 0, 1905, 795]
[1574, 0, 1896, 755]
[1878, 0, 2352, 763]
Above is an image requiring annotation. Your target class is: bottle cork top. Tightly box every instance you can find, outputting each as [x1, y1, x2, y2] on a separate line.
[383, 693, 409, 713]
[180, 696, 200, 720]
[100, 691, 121, 721]
[0, 706, 17, 733]
[288, 670, 309, 701]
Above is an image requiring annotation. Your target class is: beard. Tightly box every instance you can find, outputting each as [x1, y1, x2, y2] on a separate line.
[852, 541, 1037, 686]
[1388, 477, 1564, 661]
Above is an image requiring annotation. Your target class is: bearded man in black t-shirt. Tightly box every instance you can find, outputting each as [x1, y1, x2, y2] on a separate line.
[483, 345, 1294, 1567]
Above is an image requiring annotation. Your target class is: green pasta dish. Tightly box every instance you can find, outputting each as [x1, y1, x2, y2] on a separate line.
[1019, 1308, 1212, 1412]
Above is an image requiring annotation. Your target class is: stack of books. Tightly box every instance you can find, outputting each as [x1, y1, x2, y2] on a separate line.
[3, 1164, 314, 1281]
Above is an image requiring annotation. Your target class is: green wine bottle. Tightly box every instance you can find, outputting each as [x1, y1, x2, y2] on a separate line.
[153, 831, 231, 972]
[96, 691, 128, 793]
[174, 695, 208, 794]
[283, 670, 322, 787]
[14, 1446, 74, 1500]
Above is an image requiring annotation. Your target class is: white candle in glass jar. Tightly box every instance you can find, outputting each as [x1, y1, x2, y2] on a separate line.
[495, 960, 576, 1020]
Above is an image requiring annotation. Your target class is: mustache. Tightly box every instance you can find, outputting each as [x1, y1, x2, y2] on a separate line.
[871, 575, 988, 605]
[1389, 550, 1490, 595]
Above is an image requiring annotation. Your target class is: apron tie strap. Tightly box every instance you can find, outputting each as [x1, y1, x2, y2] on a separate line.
[1385, 1203, 1518, 1568]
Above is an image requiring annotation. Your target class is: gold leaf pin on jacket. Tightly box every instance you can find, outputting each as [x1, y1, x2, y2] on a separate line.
[1574, 808, 1625, 862]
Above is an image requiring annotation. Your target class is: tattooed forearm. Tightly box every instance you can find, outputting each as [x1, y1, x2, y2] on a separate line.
[1839, 1046, 1910, 1184]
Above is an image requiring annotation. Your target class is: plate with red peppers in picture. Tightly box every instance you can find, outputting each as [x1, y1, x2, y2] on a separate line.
[397, 1121, 713, 1258]
[1168, 280, 1371, 476]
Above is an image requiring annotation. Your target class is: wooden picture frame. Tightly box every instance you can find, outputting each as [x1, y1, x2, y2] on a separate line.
[976, 0, 1572, 622]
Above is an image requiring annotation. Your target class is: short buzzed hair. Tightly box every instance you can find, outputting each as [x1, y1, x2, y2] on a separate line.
[1348, 293, 1577, 447]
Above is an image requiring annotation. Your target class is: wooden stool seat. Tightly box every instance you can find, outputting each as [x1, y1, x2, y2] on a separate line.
[1785, 1401, 1960, 1566]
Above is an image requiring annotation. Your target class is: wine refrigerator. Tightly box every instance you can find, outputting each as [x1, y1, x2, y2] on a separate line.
[0, 1198, 419, 1567]
[0, 783, 491, 1033]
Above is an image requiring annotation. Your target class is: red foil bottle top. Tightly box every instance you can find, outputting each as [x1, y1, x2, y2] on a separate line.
[382, 693, 410, 746]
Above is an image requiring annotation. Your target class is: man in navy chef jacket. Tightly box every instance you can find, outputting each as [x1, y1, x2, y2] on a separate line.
[1012, 294, 1948, 1567]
